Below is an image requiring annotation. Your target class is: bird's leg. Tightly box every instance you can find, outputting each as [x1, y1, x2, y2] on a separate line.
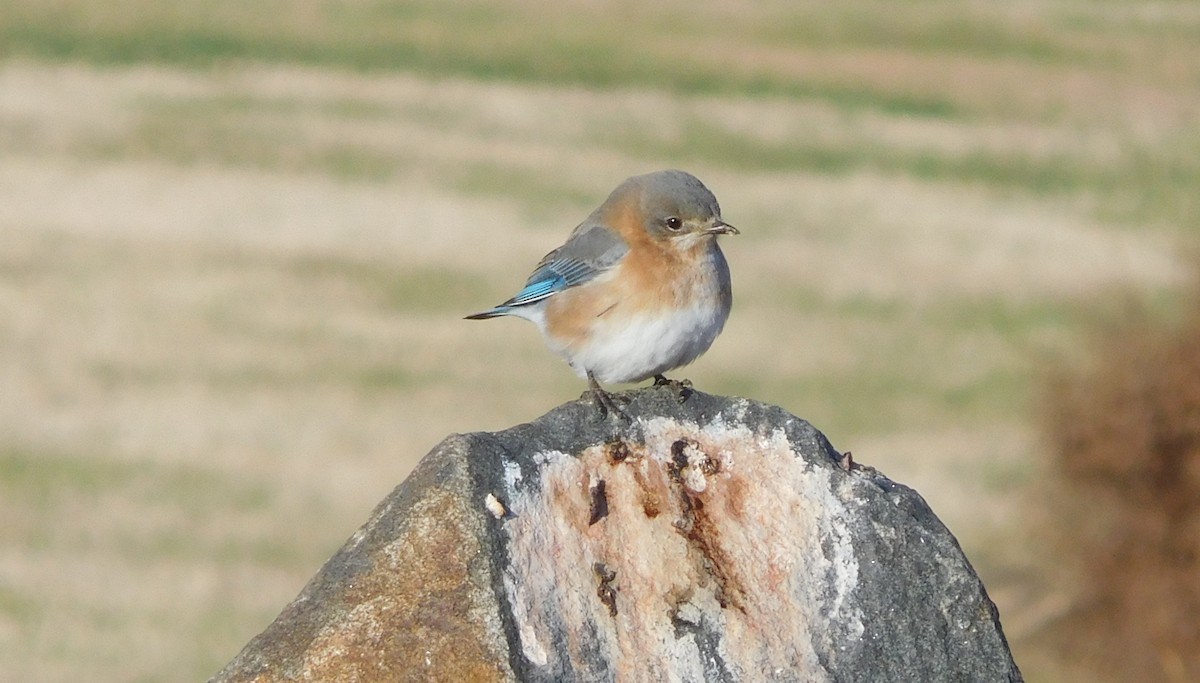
[652, 374, 693, 403]
[588, 371, 628, 421]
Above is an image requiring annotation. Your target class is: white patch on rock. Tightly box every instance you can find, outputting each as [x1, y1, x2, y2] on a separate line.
[503, 460, 523, 489]
[496, 414, 865, 679]
[504, 577, 549, 666]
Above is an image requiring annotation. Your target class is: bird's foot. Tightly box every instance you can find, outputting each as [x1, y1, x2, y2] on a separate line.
[652, 374, 693, 403]
[588, 372, 630, 422]
[592, 386, 630, 422]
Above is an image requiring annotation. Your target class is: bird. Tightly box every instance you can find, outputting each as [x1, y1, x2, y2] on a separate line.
[466, 169, 738, 417]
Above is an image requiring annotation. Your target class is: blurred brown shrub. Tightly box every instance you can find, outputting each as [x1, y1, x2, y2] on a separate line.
[1042, 274, 1200, 683]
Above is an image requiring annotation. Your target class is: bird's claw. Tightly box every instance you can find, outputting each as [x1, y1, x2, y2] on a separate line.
[653, 374, 693, 404]
[592, 387, 630, 422]
[587, 372, 631, 422]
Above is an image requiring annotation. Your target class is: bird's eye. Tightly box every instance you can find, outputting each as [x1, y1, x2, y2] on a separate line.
[665, 217, 683, 231]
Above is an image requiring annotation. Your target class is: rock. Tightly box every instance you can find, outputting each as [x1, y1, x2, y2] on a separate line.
[212, 387, 1023, 682]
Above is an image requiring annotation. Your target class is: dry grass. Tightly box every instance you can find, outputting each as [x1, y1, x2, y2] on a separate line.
[1040, 270, 1200, 683]
[0, 2, 1198, 680]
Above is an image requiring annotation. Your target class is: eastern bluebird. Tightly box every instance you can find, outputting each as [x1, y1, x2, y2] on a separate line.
[466, 169, 738, 416]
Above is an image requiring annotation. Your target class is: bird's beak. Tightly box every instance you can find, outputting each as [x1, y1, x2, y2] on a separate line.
[705, 220, 739, 236]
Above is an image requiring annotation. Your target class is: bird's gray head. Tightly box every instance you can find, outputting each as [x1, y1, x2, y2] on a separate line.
[608, 170, 739, 245]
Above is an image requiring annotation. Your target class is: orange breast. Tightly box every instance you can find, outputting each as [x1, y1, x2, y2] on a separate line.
[543, 200, 714, 353]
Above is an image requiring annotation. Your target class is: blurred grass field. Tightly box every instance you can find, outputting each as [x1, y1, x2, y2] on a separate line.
[1, 1, 1198, 680]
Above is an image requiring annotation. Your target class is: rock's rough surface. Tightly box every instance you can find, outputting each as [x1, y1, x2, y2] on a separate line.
[213, 388, 1023, 682]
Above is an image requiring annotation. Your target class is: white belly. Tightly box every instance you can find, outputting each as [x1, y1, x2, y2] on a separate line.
[563, 301, 730, 383]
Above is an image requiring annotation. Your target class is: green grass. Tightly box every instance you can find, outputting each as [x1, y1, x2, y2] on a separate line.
[0, 447, 276, 516]
[0, 447, 135, 500]
[282, 256, 492, 313]
[720, 291, 1093, 439]
[4, 0, 1196, 118]
[38, 76, 1200, 232]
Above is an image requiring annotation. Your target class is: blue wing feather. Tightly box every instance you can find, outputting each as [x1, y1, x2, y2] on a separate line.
[466, 222, 629, 319]
[505, 273, 567, 306]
